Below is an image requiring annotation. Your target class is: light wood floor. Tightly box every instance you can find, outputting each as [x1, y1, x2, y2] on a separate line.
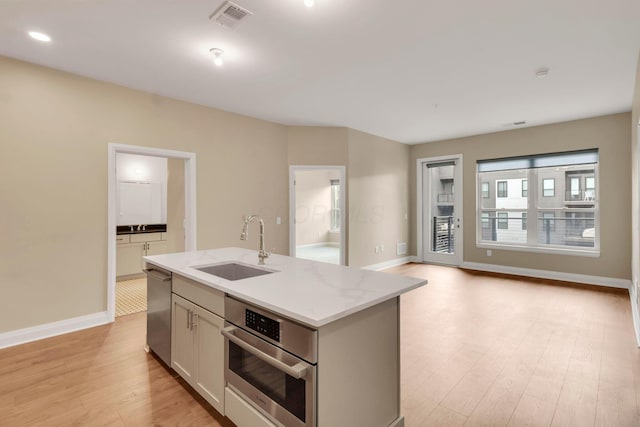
[0, 263, 638, 426]
[388, 263, 640, 427]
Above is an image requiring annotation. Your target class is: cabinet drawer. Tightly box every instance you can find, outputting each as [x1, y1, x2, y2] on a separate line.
[115, 235, 130, 244]
[173, 274, 224, 317]
[130, 232, 164, 243]
[225, 387, 276, 427]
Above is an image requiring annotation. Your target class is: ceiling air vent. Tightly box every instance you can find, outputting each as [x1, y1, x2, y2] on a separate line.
[209, 1, 253, 29]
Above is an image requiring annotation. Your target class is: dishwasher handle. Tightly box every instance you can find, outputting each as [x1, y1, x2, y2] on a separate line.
[221, 326, 308, 379]
[143, 268, 172, 282]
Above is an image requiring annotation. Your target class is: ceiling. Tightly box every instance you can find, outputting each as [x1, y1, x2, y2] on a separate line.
[1, 0, 639, 144]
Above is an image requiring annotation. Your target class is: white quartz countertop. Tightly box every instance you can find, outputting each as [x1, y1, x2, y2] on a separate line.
[144, 247, 427, 328]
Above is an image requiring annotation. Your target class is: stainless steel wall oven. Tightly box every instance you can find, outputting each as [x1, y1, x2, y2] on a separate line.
[223, 296, 317, 427]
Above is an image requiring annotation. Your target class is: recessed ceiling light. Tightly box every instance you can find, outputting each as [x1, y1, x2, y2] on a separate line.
[28, 31, 51, 42]
[535, 67, 549, 78]
[304, 0, 315, 7]
[210, 48, 224, 66]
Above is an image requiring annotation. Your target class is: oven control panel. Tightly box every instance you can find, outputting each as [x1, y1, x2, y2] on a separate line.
[246, 309, 280, 342]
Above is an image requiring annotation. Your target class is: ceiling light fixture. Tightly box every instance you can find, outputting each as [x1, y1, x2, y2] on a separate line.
[210, 48, 224, 66]
[28, 31, 51, 42]
[535, 67, 549, 78]
[304, 0, 315, 7]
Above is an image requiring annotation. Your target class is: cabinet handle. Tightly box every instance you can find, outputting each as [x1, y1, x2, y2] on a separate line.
[191, 312, 198, 329]
[187, 309, 191, 329]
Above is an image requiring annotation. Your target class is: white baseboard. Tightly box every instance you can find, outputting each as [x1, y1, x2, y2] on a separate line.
[0, 311, 111, 350]
[362, 257, 412, 271]
[296, 242, 340, 249]
[630, 285, 640, 347]
[461, 261, 631, 289]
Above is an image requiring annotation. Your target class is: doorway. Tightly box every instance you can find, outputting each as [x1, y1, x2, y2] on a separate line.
[417, 155, 463, 266]
[108, 143, 196, 322]
[289, 166, 346, 265]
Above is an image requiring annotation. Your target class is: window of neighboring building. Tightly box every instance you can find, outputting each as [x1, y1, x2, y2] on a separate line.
[477, 149, 598, 255]
[330, 179, 341, 231]
[570, 177, 580, 197]
[543, 178, 555, 197]
[541, 212, 555, 232]
[497, 181, 508, 198]
[481, 212, 490, 229]
[497, 212, 508, 229]
[585, 176, 595, 201]
[482, 182, 489, 198]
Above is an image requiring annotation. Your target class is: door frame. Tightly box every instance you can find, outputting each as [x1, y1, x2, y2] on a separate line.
[289, 165, 346, 265]
[108, 143, 197, 321]
[416, 154, 463, 266]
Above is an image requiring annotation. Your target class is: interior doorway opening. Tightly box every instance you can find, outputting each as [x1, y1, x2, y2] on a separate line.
[108, 144, 196, 322]
[289, 166, 346, 265]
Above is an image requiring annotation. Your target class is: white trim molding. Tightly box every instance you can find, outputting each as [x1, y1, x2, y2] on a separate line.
[461, 261, 631, 289]
[630, 282, 640, 346]
[362, 257, 413, 271]
[0, 311, 110, 350]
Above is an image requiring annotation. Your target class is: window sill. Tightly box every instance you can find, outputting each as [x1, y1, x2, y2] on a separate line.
[476, 242, 600, 258]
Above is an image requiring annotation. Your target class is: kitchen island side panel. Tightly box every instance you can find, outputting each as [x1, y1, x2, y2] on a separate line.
[317, 297, 401, 427]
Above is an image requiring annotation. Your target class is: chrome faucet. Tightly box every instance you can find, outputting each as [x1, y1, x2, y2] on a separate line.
[240, 215, 270, 265]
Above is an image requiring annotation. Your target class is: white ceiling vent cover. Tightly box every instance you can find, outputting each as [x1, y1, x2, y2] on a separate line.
[209, 1, 253, 29]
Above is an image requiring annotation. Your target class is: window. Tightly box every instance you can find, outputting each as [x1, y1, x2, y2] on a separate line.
[482, 182, 489, 198]
[477, 149, 598, 254]
[330, 179, 340, 231]
[497, 212, 508, 229]
[497, 181, 508, 198]
[542, 212, 555, 232]
[570, 177, 580, 197]
[585, 176, 595, 201]
[481, 212, 490, 228]
[542, 178, 555, 197]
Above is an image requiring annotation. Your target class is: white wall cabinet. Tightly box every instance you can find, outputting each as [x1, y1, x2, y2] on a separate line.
[116, 232, 167, 279]
[171, 276, 225, 415]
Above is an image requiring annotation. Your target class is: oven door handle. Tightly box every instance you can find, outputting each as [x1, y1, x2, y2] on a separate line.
[221, 326, 308, 379]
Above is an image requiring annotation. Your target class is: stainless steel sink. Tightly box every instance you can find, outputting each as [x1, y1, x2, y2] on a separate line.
[194, 262, 275, 281]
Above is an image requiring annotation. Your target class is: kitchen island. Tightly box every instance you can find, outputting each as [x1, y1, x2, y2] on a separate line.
[144, 247, 426, 427]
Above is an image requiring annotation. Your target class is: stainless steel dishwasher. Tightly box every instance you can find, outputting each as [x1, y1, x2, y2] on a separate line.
[144, 266, 172, 366]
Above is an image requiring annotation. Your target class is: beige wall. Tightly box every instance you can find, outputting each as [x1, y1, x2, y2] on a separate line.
[166, 158, 185, 254]
[0, 56, 289, 333]
[287, 126, 411, 268]
[287, 127, 348, 166]
[410, 113, 632, 280]
[631, 53, 640, 311]
[347, 129, 410, 268]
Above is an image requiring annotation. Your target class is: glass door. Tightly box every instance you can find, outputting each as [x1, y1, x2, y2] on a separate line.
[420, 156, 463, 265]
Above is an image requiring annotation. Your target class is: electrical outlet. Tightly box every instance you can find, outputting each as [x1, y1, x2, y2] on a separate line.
[374, 246, 379, 254]
[486, 250, 492, 257]
[380, 244, 384, 252]
[276, 216, 281, 225]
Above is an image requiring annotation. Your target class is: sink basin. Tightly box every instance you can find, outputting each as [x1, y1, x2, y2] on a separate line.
[194, 262, 275, 281]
